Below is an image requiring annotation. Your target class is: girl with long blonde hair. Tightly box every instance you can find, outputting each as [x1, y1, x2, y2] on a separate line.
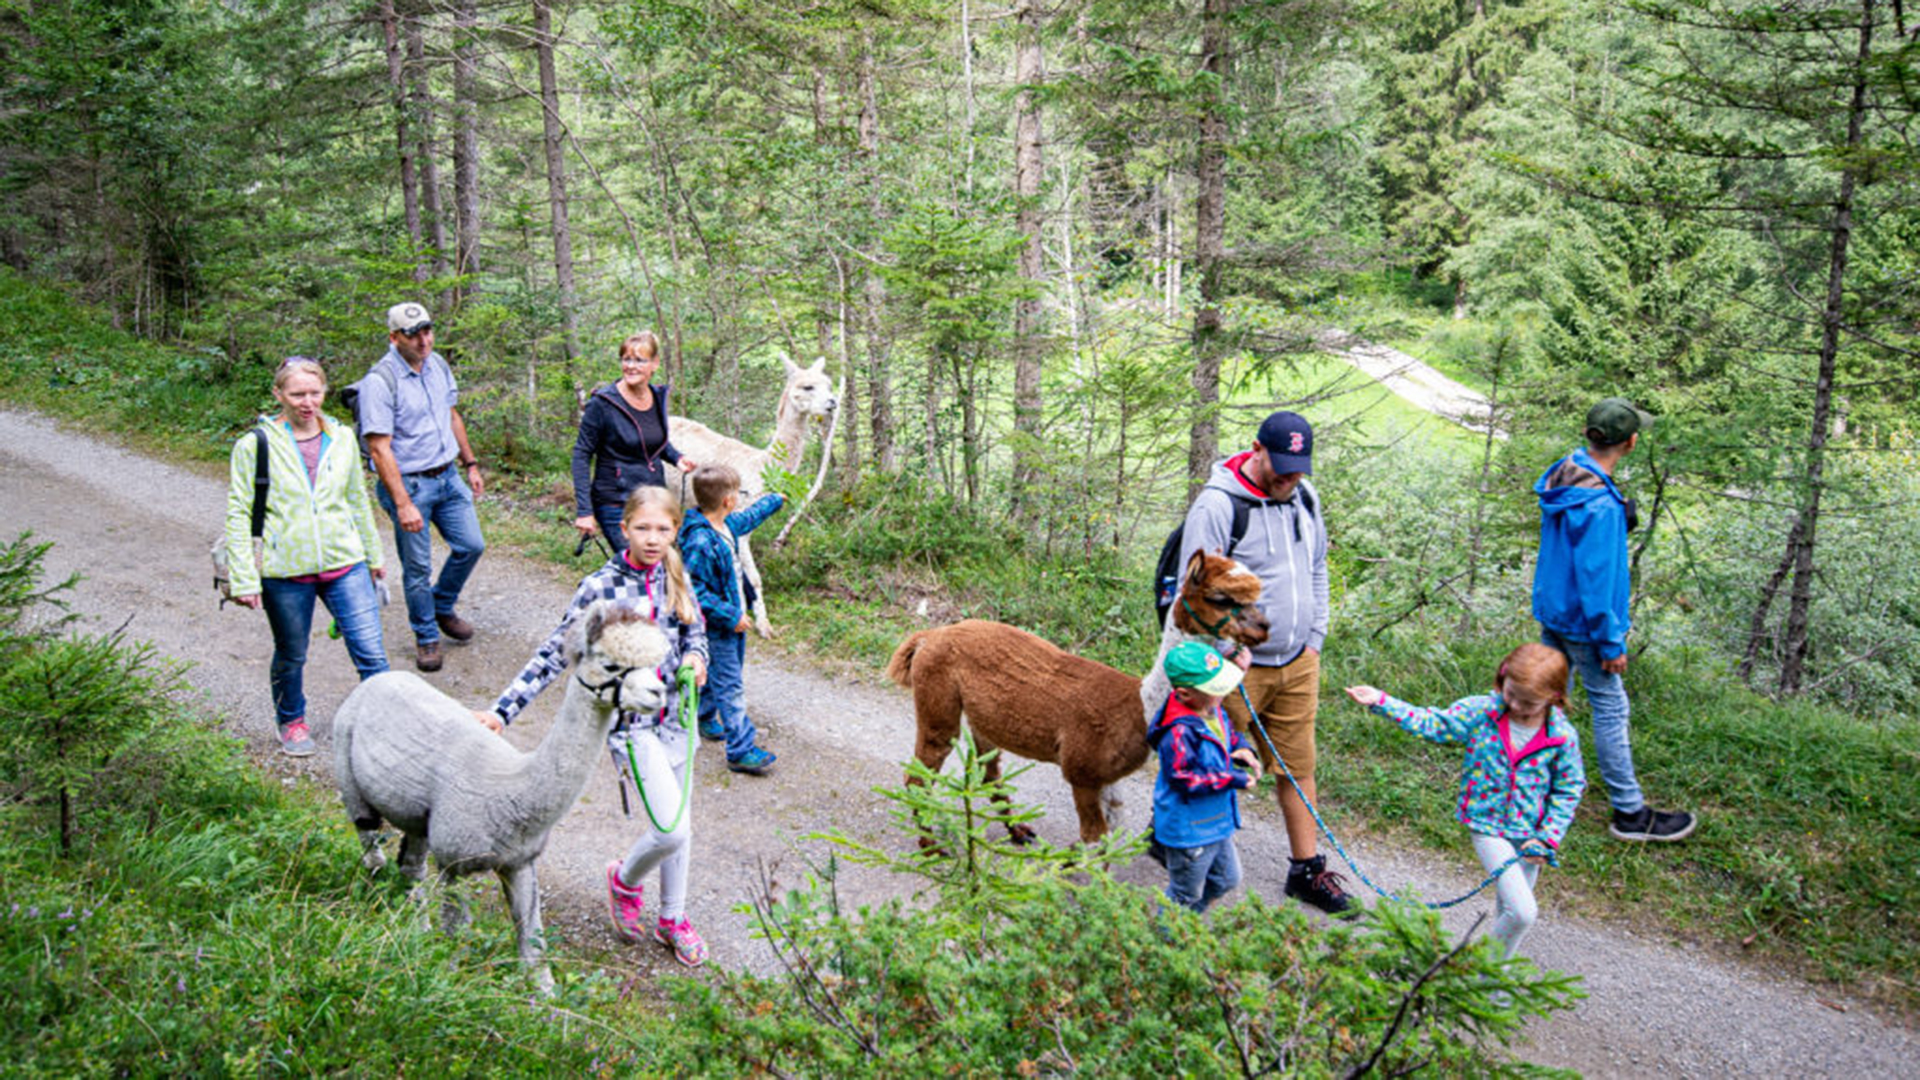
[481, 484, 712, 966]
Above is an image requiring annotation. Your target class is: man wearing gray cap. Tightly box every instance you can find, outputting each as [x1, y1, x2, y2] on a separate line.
[1534, 397, 1695, 842]
[360, 302, 486, 673]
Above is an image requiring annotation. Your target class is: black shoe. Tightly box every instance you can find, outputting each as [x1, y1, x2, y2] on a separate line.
[1610, 806, 1697, 842]
[1285, 855, 1356, 917]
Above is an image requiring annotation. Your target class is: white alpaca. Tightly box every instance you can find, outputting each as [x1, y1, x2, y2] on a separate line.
[332, 601, 669, 993]
[668, 355, 838, 636]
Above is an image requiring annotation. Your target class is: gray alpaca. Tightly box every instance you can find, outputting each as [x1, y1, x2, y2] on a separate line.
[332, 601, 669, 992]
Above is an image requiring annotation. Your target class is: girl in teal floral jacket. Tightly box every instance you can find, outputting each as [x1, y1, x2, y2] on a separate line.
[1345, 643, 1586, 958]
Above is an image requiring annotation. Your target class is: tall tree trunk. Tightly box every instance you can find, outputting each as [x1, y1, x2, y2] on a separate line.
[1010, 0, 1046, 516]
[406, 15, 449, 286]
[532, 0, 579, 380]
[451, 0, 482, 306]
[1777, 0, 1873, 694]
[1187, 0, 1231, 499]
[378, 0, 423, 274]
[859, 28, 897, 473]
[820, 67, 861, 482]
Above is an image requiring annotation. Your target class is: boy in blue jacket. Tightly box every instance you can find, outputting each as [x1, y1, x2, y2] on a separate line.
[1533, 397, 1693, 842]
[1149, 642, 1264, 914]
[680, 464, 785, 775]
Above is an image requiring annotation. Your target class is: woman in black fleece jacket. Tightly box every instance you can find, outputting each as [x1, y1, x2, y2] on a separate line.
[571, 332, 697, 553]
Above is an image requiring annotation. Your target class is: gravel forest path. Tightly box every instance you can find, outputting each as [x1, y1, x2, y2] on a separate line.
[2, 406, 1912, 1078]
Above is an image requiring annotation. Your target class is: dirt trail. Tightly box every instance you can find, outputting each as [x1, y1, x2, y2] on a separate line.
[1318, 329, 1505, 438]
[1, 407, 1911, 1078]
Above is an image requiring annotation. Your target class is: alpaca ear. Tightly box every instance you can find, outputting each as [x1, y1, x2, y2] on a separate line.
[806, 357, 826, 375]
[782, 353, 800, 377]
[1185, 549, 1208, 586]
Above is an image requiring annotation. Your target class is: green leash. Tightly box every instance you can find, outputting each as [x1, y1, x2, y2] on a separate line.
[625, 664, 699, 834]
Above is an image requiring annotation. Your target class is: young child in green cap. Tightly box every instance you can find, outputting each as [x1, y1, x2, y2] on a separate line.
[1148, 641, 1264, 913]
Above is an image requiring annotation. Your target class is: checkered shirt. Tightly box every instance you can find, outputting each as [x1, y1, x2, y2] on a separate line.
[492, 555, 709, 729]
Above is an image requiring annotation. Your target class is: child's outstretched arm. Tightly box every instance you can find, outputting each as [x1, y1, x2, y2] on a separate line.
[724, 492, 786, 537]
[1349, 686, 1483, 746]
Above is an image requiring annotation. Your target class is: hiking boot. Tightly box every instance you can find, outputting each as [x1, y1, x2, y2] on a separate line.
[1285, 855, 1356, 918]
[1610, 806, 1697, 843]
[727, 747, 777, 776]
[415, 638, 443, 672]
[278, 719, 316, 758]
[436, 612, 475, 643]
[697, 714, 726, 741]
[654, 916, 708, 967]
[605, 860, 645, 943]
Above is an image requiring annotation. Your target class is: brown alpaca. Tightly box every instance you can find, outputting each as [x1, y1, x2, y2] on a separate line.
[885, 551, 1269, 844]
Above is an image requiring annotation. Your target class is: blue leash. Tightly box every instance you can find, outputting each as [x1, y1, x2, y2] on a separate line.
[1235, 684, 1549, 911]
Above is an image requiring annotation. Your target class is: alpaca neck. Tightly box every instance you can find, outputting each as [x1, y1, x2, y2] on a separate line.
[517, 671, 622, 828]
[769, 400, 809, 472]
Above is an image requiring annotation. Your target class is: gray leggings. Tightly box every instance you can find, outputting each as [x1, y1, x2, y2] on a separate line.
[609, 724, 691, 921]
[1471, 833, 1541, 959]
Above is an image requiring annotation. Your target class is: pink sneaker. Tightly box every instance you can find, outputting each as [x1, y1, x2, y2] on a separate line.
[605, 861, 645, 942]
[654, 916, 707, 967]
[278, 719, 316, 757]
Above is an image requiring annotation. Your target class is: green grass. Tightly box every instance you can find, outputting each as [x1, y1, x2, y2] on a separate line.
[0, 718, 676, 1075]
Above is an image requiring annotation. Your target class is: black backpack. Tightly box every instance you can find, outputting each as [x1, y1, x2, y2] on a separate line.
[335, 361, 399, 469]
[1152, 486, 1315, 629]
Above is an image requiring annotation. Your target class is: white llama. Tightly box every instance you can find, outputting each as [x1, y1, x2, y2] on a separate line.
[668, 355, 838, 636]
[331, 601, 669, 993]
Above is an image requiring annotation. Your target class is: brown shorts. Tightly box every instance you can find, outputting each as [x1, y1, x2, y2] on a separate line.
[1222, 650, 1319, 781]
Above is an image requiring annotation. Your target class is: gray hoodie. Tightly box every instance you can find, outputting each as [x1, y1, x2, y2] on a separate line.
[1176, 451, 1328, 666]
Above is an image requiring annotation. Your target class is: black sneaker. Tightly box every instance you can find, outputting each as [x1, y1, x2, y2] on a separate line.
[1285, 855, 1357, 917]
[1610, 806, 1697, 842]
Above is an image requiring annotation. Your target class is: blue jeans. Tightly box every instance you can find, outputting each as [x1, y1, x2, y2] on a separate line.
[1164, 836, 1242, 914]
[594, 503, 628, 555]
[699, 629, 760, 762]
[261, 564, 388, 726]
[376, 467, 486, 643]
[1540, 624, 1642, 813]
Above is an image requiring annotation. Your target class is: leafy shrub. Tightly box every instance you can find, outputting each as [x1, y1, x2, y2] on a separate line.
[667, 737, 1580, 1077]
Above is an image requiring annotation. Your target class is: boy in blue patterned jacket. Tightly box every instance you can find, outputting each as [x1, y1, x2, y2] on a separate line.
[1149, 642, 1264, 914]
[680, 464, 785, 775]
[1345, 642, 1587, 958]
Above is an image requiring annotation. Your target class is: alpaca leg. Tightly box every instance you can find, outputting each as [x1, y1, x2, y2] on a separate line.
[908, 686, 962, 850]
[356, 826, 387, 876]
[739, 536, 774, 638]
[500, 862, 554, 995]
[1071, 784, 1113, 844]
[975, 735, 1036, 845]
[438, 866, 470, 933]
[397, 832, 430, 883]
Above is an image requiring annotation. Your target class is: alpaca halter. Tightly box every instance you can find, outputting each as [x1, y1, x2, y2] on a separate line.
[1181, 593, 1245, 638]
[575, 665, 650, 712]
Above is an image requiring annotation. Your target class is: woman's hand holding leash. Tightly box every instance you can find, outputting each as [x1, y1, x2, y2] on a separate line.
[235, 594, 262, 610]
[573, 515, 597, 537]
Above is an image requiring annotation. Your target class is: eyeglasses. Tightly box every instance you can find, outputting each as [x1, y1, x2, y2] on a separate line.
[398, 323, 432, 338]
[277, 355, 316, 370]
